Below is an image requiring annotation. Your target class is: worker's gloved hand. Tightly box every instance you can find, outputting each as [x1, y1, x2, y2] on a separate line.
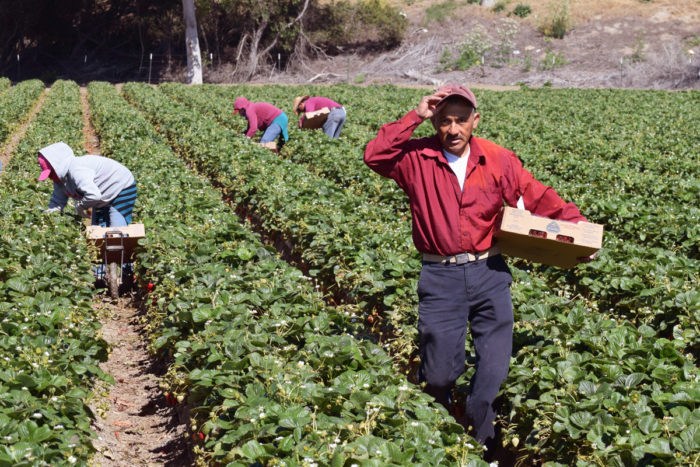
[75, 205, 91, 218]
[43, 207, 62, 214]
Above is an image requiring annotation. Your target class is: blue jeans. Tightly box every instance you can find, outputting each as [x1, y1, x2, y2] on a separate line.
[417, 254, 513, 444]
[322, 107, 346, 139]
[261, 113, 289, 143]
[91, 206, 127, 228]
[260, 123, 282, 143]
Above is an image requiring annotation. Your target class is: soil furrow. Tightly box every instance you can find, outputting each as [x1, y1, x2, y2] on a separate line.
[83, 86, 190, 466]
[89, 298, 190, 466]
[0, 87, 48, 173]
[80, 86, 101, 154]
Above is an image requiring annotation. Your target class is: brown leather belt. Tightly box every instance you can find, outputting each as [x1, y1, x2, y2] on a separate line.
[423, 246, 501, 264]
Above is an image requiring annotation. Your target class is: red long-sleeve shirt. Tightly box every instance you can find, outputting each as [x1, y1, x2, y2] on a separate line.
[364, 110, 587, 256]
[236, 98, 283, 138]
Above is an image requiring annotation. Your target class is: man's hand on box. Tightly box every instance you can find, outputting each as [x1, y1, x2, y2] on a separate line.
[577, 252, 597, 263]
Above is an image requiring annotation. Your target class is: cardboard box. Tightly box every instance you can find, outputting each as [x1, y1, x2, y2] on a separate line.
[260, 141, 278, 152]
[495, 207, 603, 268]
[86, 223, 145, 262]
[301, 107, 330, 129]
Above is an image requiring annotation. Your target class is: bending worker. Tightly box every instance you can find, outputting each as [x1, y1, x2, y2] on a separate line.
[38, 142, 137, 227]
[364, 84, 591, 450]
[234, 97, 289, 147]
[293, 95, 346, 139]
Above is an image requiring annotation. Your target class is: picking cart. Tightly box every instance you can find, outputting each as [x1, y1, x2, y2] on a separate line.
[87, 224, 145, 299]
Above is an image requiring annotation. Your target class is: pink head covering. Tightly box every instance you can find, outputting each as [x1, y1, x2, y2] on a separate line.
[233, 97, 249, 114]
[38, 154, 53, 181]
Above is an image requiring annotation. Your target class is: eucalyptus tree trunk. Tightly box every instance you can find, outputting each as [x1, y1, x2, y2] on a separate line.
[182, 0, 203, 84]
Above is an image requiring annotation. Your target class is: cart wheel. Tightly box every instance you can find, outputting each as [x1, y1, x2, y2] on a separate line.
[107, 261, 120, 299]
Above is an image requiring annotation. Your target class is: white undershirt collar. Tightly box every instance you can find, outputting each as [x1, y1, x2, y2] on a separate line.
[443, 146, 470, 190]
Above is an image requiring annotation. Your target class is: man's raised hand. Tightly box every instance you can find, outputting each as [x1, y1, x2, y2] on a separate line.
[416, 90, 450, 120]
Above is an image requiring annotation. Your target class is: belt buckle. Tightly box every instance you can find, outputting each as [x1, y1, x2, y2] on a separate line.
[454, 252, 471, 265]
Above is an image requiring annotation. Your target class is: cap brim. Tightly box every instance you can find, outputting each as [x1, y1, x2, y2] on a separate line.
[38, 169, 52, 181]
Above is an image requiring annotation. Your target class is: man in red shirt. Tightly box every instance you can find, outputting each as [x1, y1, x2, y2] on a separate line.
[364, 84, 590, 449]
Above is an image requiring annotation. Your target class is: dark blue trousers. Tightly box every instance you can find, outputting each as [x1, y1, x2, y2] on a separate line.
[417, 254, 513, 444]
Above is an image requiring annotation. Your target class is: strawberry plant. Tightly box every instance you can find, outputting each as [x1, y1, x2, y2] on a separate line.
[0, 79, 44, 149]
[0, 80, 109, 465]
[88, 81, 486, 465]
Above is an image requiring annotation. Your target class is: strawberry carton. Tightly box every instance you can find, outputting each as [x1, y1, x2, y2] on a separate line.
[301, 107, 330, 129]
[495, 206, 603, 268]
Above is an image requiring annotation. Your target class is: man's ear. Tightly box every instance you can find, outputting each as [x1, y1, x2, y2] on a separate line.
[472, 112, 481, 130]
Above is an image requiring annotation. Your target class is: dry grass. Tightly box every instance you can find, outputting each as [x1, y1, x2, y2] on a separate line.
[390, 0, 700, 24]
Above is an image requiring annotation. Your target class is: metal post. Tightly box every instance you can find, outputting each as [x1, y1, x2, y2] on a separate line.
[148, 53, 153, 84]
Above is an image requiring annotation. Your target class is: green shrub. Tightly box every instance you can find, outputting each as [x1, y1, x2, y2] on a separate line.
[538, 48, 568, 70]
[424, 0, 458, 24]
[493, 18, 519, 66]
[493, 1, 508, 13]
[308, 0, 407, 50]
[438, 26, 491, 71]
[356, 0, 407, 46]
[512, 3, 531, 18]
[538, 0, 571, 39]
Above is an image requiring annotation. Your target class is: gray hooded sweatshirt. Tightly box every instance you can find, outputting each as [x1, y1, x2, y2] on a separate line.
[40, 142, 135, 211]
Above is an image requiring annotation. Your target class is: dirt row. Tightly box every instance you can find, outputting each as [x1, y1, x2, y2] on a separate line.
[78, 87, 191, 466]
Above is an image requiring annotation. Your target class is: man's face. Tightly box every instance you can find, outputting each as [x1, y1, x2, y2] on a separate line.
[432, 99, 480, 157]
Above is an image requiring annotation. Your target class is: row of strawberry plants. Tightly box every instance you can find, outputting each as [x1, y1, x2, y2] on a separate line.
[0, 79, 44, 151]
[123, 83, 423, 362]
[160, 83, 698, 268]
[87, 81, 486, 465]
[0, 77, 9, 94]
[136, 83, 698, 464]
[158, 83, 410, 215]
[190, 84, 697, 257]
[168, 84, 698, 350]
[0, 80, 110, 465]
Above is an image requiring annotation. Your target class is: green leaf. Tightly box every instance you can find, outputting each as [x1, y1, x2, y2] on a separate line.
[641, 438, 672, 457]
[569, 411, 592, 428]
[240, 440, 265, 459]
[638, 415, 661, 435]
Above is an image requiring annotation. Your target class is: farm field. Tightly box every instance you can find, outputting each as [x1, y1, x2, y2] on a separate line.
[0, 79, 698, 466]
